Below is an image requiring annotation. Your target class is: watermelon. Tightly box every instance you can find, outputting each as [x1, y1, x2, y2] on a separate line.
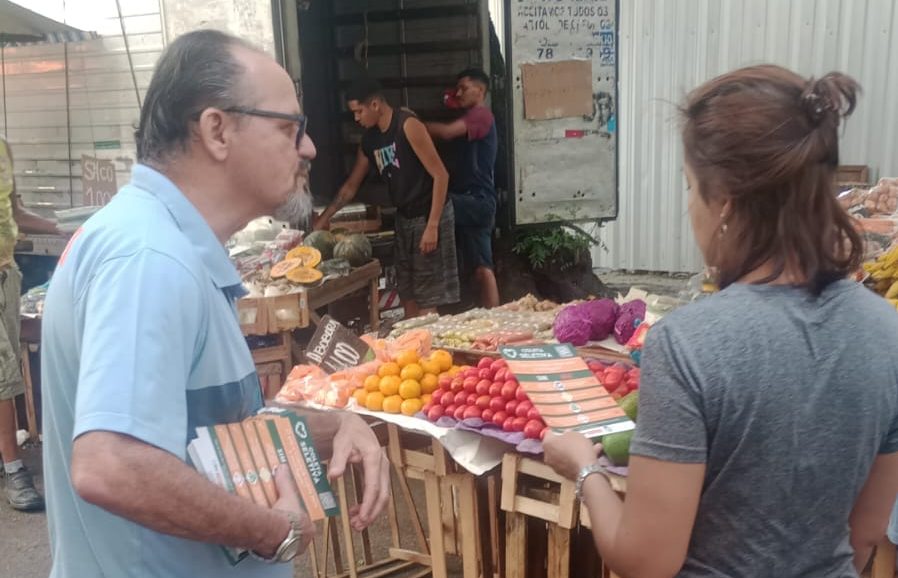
[303, 230, 337, 260]
[334, 234, 373, 267]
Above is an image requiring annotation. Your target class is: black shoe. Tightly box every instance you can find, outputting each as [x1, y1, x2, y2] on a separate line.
[4, 468, 45, 512]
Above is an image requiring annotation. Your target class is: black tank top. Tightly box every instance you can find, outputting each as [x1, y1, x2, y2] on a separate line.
[361, 109, 433, 219]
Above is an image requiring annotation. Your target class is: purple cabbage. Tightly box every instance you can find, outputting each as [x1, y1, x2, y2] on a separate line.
[553, 305, 592, 346]
[578, 299, 620, 341]
[614, 299, 647, 344]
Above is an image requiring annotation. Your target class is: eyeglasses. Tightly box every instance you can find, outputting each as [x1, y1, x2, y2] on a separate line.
[223, 106, 308, 148]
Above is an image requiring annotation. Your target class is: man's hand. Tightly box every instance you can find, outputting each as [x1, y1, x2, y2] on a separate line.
[419, 225, 438, 255]
[266, 466, 315, 558]
[327, 414, 390, 531]
[313, 214, 331, 231]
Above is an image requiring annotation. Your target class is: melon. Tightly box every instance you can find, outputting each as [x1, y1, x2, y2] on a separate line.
[303, 231, 337, 260]
[333, 234, 373, 267]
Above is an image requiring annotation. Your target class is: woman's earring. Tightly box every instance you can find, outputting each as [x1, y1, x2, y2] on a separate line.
[719, 222, 728, 237]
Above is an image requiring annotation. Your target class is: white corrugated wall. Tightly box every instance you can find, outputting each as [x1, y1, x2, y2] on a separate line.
[596, 0, 898, 273]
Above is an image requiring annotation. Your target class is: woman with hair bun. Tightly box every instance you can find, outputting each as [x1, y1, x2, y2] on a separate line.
[544, 65, 898, 578]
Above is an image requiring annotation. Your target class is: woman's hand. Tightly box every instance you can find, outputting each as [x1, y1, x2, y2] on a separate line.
[543, 431, 603, 481]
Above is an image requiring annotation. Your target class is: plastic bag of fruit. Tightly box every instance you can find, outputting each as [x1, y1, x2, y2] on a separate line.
[276, 364, 353, 408]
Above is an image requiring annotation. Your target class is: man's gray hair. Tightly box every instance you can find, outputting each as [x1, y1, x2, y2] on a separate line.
[135, 29, 256, 164]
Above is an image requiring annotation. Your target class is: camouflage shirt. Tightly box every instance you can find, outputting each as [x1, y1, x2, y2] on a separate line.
[0, 138, 18, 268]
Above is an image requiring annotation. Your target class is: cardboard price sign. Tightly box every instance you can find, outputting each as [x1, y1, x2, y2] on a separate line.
[500, 344, 634, 438]
[304, 315, 373, 373]
[81, 155, 117, 206]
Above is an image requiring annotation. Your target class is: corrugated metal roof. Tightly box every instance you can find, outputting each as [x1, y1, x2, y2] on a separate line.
[596, 0, 898, 273]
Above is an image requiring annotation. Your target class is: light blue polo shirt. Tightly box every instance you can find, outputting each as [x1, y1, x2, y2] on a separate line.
[41, 165, 291, 578]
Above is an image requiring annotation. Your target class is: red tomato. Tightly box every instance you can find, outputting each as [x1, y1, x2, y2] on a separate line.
[476, 395, 491, 410]
[500, 382, 517, 401]
[463, 406, 483, 420]
[438, 375, 452, 390]
[489, 397, 506, 413]
[502, 416, 517, 432]
[511, 417, 528, 432]
[490, 358, 508, 370]
[422, 402, 433, 414]
[523, 419, 544, 439]
[444, 404, 458, 416]
[440, 391, 455, 407]
[451, 377, 464, 393]
[515, 387, 530, 402]
[463, 377, 478, 393]
[476, 379, 492, 396]
[477, 357, 493, 370]
[493, 368, 508, 383]
[478, 368, 494, 381]
[505, 400, 519, 415]
[505, 378, 520, 389]
[431, 389, 445, 405]
[481, 408, 495, 423]
[613, 385, 629, 397]
[488, 382, 503, 397]
[603, 372, 623, 388]
[526, 407, 542, 421]
[453, 405, 467, 420]
[427, 405, 445, 422]
[463, 367, 480, 380]
[515, 400, 533, 418]
[492, 410, 508, 427]
[466, 393, 479, 407]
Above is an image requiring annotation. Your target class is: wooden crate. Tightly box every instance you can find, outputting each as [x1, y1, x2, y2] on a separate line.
[501, 454, 626, 578]
[249, 332, 292, 400]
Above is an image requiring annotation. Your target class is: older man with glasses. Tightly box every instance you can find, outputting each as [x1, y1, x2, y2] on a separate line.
[40, 30, 390, 578]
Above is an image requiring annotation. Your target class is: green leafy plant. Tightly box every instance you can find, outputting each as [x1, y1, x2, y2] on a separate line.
[513, 216, 606, 270]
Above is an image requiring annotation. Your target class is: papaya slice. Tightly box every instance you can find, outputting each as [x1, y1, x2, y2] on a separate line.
[286, 266, 324, 285]
[285, 246, 322, 268]
[270, 258, 303, 279]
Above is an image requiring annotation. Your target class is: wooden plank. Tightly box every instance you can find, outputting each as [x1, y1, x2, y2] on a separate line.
[369, 277, 380, 332]
[441, 480, 457, 554]
[557, 477, 578, 530]
[514, 496, 560, 524]
[336, 476, 358, 578]
[518, 457, 566, 484]
[500, 453, 520, 512]
[309, 536, 321, 578]
[424, 471, 449, 578]
[456, 474, 480, 578]
[403, 450, 437, 472]
[329, 514, 345, 575]
[487, 476, 502, 578]
[388, 547, 433, 566]
[307, 260, 382, 310]
[350, 464, 374, 565]
[20, 345, 38, 439]
[505, 512, 527, 578]
[547, 524, 571, 578]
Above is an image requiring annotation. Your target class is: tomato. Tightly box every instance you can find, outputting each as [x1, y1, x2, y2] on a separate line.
[481, 408, 495, 423]
[511, 417, 528, 432]
[476, 379, 492, 396]
[476, 395, 491, 410]
[422, 402, 433, 414]
[463, 406, 483, 420]
[539, 427, 550, 441]
[489, 397, 506, 413]
[478, 368, 494, 381]
[515, 387, 530, 402]
[453, 405, 467, 420]
[442, 391, 457, 406]
[490, 358, 508, 371]
[427, 405, 445, 422]
[493, 368, 508, 383]
[444, 404, 458, 416]
[466, 393, 479, 407]
[463, 367, 480, 380]
[492, 410, 508, 427]
[523, 419, 544, 439]
[505, 400, 519, 415]
[603, 372, 623, 388]
[488, 382, 503, 397]
[502, 416, 517, 432]
[500, 382, 517, 401]
[451, 377, 464, 393]
[438, 375, 453, 390]
[463, 377, 478, 393]
[477, 357, 493, 370]
[515, 400, 533, 418]
[613, 385, 629, 398]
[431, 389, 445, 405]
[526, 407, 542, 422]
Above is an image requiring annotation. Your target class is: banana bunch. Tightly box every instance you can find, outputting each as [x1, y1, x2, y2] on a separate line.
[864, 244, 898, 305]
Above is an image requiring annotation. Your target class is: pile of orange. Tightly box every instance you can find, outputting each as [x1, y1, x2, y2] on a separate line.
[352, 349, 457, 416]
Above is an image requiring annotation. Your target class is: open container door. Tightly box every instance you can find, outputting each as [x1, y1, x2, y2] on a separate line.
[507, 0, 618, 225]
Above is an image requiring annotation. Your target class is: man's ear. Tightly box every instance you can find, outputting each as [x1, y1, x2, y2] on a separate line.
[196, 108, 231, 162]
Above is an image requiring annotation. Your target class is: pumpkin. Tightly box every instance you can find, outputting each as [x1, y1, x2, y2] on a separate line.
[333, 234, 373, 267]
[303, 231, 337, 260]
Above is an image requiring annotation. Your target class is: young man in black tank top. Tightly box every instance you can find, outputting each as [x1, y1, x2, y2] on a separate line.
[314, 78, 459, 318]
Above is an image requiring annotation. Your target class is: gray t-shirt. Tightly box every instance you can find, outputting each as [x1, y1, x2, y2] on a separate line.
[631, 280, 898, 578]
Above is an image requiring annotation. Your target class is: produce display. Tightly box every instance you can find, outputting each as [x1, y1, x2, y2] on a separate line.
[839, 178, 898, 217]
[350, 348, 457, 417]
[601, 391, 637, 466]
[421, 355, 549, 440]
[863, 243, 898, 308]
[553, 298, 647, 347]
[586, 359, 640, 400]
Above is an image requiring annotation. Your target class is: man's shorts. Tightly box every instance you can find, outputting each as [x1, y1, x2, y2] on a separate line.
[0, 265, 23, 401]
[451, 189, 496, 273]
[394, 203, 460, 309]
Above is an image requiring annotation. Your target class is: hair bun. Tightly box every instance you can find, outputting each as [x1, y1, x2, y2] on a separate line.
[800, 73, 860, 127]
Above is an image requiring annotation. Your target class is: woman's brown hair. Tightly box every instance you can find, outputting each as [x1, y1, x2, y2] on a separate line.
[681, 64, 863, 294]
